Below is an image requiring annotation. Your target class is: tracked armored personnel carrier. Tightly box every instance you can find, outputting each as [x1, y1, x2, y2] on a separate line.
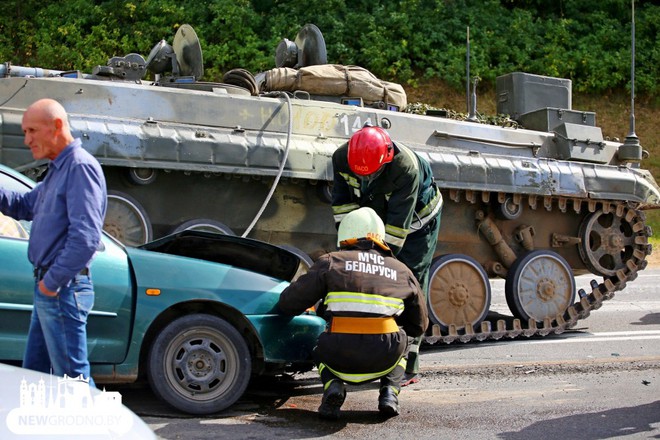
[0, 24, 657, 344]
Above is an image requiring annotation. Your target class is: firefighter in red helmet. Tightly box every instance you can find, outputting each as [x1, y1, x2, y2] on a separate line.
[346, 125, 394, 177]
[331, 125, 443, 386]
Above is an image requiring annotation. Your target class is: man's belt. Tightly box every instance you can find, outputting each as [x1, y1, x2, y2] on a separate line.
[33, 266, 89, 281]
[329, 316, 399, 334]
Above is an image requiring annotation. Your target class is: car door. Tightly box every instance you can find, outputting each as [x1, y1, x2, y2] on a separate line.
[0, 220, 34, 359]
[0, 166, 133, 364]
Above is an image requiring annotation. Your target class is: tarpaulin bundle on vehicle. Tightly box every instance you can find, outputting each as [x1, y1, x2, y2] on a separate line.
[263, 64, 407, 110]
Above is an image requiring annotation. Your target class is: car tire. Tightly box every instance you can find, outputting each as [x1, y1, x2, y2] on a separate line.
[147, 314, 251, 415]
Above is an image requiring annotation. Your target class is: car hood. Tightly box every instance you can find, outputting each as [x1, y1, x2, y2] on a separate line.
[138, 230, 302, 282]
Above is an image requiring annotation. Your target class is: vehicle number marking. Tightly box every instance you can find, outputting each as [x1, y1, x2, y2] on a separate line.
[339, 114, 374, 137]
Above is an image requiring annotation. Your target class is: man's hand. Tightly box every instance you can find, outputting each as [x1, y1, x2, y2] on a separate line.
[38, 279, 58, 297]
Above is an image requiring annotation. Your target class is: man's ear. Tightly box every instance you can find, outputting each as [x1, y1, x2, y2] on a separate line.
[53, 118, 64, 132]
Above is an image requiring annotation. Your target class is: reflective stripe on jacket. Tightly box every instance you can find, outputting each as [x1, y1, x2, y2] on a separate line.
[324, 291, 404, 316]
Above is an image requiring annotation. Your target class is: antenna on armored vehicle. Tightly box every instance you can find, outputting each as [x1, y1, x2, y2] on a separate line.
[618, 0, 642, 163]
[467, 77, 480, 123]
[275, 24, 327, 68]
[465, 27, 479, 123]
[466, 26, 471, 115]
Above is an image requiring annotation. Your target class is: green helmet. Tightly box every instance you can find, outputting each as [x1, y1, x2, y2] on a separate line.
[337, 207, 387, 248]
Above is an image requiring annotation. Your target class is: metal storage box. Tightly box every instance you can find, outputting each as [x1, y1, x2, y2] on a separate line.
[518, 107, 596, 132]
[497, 72, 572, 119]
[553, 122, 615, 163]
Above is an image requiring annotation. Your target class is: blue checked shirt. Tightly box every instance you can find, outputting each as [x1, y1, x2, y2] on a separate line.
[0, 139, 107, 291]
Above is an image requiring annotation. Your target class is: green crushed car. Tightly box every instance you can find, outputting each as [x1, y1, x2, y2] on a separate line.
[0, 163, 325, 415]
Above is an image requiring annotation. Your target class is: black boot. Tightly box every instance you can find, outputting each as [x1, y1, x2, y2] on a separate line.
[318, 380, 346, 420]
[378, 386, 399, 417]
[400, 371, 420, 387]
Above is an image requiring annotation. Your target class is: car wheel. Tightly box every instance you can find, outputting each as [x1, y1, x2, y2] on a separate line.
[147, 314, 251, 415]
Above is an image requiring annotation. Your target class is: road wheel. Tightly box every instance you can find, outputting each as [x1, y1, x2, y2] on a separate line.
[147, 314, 251, 415]
[171, 219, 235, 235]
[278, 244, 314, 281]
[104, 191, 152, 246]
[505, 250, 576, 322]
[316, 181, 333, 204]
[427, 254, 491, 332]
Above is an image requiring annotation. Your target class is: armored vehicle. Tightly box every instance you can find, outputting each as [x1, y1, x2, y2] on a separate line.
[0, 25, 657, 343]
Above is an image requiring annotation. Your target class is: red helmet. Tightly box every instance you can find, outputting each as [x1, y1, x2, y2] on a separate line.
[347, 126, 394, 176]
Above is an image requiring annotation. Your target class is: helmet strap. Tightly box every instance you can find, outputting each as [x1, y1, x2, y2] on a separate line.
[339, 237, 391, 252]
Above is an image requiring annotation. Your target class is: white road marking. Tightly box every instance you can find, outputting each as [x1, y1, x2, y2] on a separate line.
[510, 330, 660, 345]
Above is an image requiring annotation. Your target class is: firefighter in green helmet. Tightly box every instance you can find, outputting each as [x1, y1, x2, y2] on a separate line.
[277, 207, 428, 420]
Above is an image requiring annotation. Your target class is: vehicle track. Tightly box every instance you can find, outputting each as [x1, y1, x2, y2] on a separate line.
[424, 194, 653, 345]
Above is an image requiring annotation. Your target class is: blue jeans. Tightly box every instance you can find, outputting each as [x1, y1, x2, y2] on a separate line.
[23, 274, 96, 387]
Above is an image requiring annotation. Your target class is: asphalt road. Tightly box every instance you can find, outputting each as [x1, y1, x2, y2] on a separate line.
[115, 268, 660, 439]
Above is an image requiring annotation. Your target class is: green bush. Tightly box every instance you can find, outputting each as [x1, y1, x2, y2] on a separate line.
[0, 0, 657, 93]
[646, 210, 660, 266]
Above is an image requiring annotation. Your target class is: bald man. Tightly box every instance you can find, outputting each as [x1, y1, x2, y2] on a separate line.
[0, 99, 107, 386]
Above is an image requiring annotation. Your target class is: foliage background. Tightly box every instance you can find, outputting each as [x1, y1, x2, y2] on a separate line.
[1, 0, 657, 94]
[0, 0, 658, 237]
